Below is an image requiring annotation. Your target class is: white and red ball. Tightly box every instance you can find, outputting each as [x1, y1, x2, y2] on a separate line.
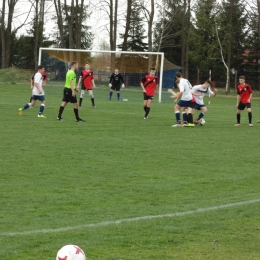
[56, 245, 86, 260]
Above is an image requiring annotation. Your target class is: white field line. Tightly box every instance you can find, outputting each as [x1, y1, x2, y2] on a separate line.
[1, 198, 259, 237]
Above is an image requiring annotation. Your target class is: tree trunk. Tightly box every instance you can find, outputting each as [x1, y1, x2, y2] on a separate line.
[1, 0, 6, 68]
[185, 0, 191, 79]
[226, 0, 234, 94]
[109, 0, 115, 69]
[75, 0, 84, 62]
[148, 0, 154, 71]
[34, 0, 40, 70]
[54, 0, 65, 48]
[121, 0, 132, 51]
[37, 0, 45, 68]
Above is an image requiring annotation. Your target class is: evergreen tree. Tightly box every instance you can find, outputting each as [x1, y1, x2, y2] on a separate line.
[152, 0, 184, 65]
[118, 1, 148, 51]
[52, 5, 93, 49]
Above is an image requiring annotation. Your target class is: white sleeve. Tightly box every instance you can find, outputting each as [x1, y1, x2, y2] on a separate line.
[178, 81, 185, 92]
[208, 88, 215, 95]
[191, 85, 200, 94]
[34, 73, 41, 84]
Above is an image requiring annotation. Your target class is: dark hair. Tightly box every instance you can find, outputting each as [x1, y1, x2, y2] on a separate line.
[38, 65, 44, 70]
[70, 61, 78, 67]
[85, 62, 90, 65]
[150, 67, 156, 71]
[176, 72, 182, 78]
[239, 76, 245, 80]
[205, 79, 212, 86]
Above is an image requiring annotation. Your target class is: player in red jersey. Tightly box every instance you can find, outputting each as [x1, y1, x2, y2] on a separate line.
[235, 76, 253, 126]
[77, 62, 96, 108]
[140, 67, 159, 119]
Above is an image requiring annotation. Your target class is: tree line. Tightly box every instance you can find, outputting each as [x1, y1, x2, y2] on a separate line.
[1, 0, 260, 92]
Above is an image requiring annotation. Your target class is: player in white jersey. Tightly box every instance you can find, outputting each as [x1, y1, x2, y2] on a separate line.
[18, 65, 46, 118]
[191, 80, 217, 124]
[172, 72, 196, 127]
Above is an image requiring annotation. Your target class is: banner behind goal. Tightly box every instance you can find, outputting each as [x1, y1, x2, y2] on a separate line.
[39, 48, 180, 102]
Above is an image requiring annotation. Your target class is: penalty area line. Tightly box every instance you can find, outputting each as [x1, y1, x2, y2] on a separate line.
[1, 198, 259, 237]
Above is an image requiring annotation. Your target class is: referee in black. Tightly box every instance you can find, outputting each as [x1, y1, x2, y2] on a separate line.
[109, 68, 125, 100]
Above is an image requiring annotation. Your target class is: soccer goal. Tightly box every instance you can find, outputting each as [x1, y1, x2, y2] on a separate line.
[38, 47, 180, 102]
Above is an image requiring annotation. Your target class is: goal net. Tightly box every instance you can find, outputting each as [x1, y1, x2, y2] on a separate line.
[38, 48, 180, 103]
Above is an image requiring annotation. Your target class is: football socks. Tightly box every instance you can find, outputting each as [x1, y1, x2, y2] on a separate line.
[145, 107, 150, 118]
[175, 111, 181, 124]
[248, 112, 252, 124]
[198, 112, 205, 120]
[117, 93, 120, 100]
[237, 113, 241, 124]
[58, 106, 64, 118]
[38, 104, 45, 115]
[91, 98, 95, 106]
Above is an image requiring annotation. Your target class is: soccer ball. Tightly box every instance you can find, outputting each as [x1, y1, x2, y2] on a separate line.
[199, 118, 206, 126]
[56, 245, 86, 260]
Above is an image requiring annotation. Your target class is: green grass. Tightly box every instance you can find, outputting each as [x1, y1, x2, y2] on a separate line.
[1, 81, 260, 260]
[0, 67, 33, 83]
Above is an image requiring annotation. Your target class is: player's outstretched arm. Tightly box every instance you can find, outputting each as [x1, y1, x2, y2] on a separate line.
[167, 88, 177, 98]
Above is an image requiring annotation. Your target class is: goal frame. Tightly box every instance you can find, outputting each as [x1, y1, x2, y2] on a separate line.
[39, 47, 165, 103]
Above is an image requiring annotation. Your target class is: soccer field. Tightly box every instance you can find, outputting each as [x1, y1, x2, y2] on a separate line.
[1, 83, 260, 260]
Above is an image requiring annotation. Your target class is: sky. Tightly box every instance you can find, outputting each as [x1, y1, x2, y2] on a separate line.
[0, 0, 157, 49]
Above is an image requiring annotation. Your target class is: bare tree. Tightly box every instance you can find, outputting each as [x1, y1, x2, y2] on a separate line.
[109, 0, 118, 69]
[121, 0, 132, 51]
[141, 0, 155, 69]
[54, 0, 66, 49]
[30, 0, 46, 70]
[1, 0, 32, 68]
[214, 16, 229, 93]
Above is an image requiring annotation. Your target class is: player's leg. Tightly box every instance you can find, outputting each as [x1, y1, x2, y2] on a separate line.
[144, 98, 152, 119]
[37, 97, 46, 118]
[185, 104, 195, 126]
[116, 85, 121, 100]
[181, 107, 187, 125]
[57, 88, 69, 120]
[73, 98, 85, 122]
[247, 104, 253, 126]
[143, 93, 148, 118]
[79, 89, 85, 107]
[195, 106, 207, 123]
[143, 98, 148, 119]
[235, 102, 243, 126]
[88, 90, 96, 108]
[109, 87, 114, 100]
[19, 98, 36, 115]
[172, 103, 181, 126]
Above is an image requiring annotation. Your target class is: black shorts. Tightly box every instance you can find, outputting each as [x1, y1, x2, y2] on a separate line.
[143, 93, 153, 100]
[111, 85, 120, 91]
[238, 101, 251, 110]
[62, 88, 78, 103]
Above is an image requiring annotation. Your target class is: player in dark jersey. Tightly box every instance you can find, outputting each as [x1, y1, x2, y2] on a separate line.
[140, 67, 159, 119]
[77, 62, 96, 108]
[235, 76, 253, 126]
[109, 69, 125, 100]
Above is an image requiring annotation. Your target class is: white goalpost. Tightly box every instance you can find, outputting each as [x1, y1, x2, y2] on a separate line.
[38, 47, 165, 103]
